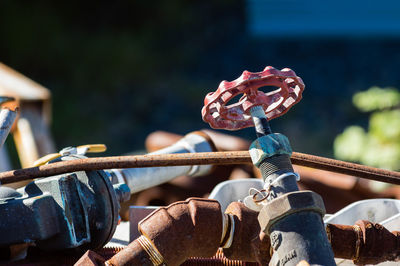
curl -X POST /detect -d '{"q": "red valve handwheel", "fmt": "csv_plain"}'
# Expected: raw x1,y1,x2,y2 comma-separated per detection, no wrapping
201,66,305,130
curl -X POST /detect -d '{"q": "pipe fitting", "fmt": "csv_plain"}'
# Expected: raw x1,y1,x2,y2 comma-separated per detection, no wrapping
107,198,223,266
249,133,292,167
105,199,269,266
222,202,271,265
138,198,222,265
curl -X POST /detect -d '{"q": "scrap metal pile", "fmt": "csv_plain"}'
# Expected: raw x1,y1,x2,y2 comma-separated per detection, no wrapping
0,65,400,265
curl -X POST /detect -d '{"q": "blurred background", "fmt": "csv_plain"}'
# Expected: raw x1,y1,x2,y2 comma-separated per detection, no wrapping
1,0,400,170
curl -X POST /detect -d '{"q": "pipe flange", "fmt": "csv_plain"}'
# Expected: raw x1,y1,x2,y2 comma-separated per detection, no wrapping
258,191,325,235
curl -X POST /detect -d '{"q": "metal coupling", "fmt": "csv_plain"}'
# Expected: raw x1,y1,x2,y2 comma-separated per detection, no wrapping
138,198,222,266
106,198,223,266
222,202,271,265
258,190,325,235
105,199,272,266
249,133,292,167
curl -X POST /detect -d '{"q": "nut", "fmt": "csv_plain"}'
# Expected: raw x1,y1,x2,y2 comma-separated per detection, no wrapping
258,191,325,234
249,133,292,167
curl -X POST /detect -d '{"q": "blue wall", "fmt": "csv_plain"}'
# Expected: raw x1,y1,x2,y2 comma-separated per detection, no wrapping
248,0,400,37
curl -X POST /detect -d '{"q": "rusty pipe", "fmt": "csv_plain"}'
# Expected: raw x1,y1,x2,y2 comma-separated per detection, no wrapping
1,151,400,186
84,200,400,266
327,220,400,265
75,249,260,266
181,250,259,266
106,198,223,266
223,204,400,265
106,200,269,266
0,151,249,185
222,202,270,265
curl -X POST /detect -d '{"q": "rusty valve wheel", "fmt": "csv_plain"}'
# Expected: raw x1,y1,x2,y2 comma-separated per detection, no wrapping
201,66,305,130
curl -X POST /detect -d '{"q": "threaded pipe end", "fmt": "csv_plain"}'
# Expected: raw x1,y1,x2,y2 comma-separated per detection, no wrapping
259,154,293,181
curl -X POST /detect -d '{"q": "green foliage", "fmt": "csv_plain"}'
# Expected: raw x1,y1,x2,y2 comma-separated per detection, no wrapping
353,87,400,112
334,126,367,162
369,110,400,141
334,87,400,171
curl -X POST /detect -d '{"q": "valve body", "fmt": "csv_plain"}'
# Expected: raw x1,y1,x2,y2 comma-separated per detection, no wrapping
202,66,335,265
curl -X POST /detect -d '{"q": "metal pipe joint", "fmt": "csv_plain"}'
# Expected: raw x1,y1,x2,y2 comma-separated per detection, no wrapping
249,133,292,167
104,199,268,266
258,190,326,235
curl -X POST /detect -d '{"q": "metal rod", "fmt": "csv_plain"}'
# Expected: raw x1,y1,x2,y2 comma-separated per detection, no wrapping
250,106,272,137
0,151,399,185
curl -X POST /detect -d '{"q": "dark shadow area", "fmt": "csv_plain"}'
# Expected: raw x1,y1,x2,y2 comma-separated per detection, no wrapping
1,1,398,158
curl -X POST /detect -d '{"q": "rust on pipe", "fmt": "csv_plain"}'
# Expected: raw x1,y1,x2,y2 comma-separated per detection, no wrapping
74,250,106,266
327,220,400,265
222,202,270,265
76,248,259,266
0,151,399,185
0,151,251,185
106,199,266,266
105,239,154,266
83,201,400,266
182,249,259,265
326,223,359,260
107,198,223,266
222,206,400,265
290,152,400,185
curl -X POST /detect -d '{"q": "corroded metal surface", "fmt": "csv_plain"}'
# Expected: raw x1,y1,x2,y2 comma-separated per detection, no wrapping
0,151,252,184
76,248,260,266
74,250,105,266
327,220,400,265
138,198,222,266
223,202,270,265
353,220,400,265
290,152,400,185
103,198,224,265
105,239,153,266
182,249,260,265
1,150,400,186
201,66,304,130
106,199,265,266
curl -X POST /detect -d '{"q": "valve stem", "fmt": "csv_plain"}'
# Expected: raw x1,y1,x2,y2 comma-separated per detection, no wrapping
250,106,272,137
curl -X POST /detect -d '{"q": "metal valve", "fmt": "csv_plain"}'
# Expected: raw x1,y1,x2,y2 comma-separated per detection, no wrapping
202,66,335,266
201,66,304,131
